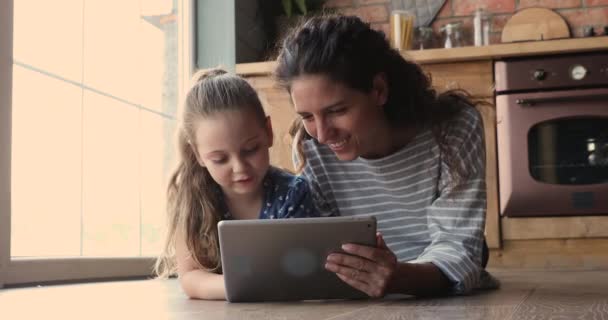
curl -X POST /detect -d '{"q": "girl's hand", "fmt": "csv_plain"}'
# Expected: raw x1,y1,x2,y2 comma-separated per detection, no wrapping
325,232,398,298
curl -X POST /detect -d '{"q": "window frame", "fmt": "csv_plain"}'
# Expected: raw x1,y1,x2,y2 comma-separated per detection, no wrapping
0,0,196,287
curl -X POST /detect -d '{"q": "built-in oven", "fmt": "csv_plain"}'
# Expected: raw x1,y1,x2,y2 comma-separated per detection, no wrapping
495,51,608,217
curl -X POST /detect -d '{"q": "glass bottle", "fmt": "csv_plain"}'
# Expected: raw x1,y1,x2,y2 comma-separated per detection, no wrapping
441,22,463,48
414,26,435,50
474,8,491,46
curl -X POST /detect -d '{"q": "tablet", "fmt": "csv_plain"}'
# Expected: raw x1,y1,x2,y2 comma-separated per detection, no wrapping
218,216,377,302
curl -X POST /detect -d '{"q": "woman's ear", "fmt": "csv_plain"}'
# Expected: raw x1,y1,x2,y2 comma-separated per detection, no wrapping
265,116,274,148
372,72,389,107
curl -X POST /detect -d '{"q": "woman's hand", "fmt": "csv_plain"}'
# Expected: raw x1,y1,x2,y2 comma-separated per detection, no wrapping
325,233,398,298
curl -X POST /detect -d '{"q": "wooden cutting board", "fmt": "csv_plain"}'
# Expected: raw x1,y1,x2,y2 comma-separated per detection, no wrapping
501,8,571,43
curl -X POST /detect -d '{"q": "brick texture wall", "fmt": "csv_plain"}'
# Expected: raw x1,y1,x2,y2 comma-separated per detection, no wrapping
323,0,608,47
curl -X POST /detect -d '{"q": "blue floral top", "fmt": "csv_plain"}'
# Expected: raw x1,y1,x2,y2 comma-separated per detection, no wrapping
222,167,320,220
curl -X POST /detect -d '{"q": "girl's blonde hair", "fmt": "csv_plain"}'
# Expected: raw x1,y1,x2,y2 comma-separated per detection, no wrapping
154,68,266,277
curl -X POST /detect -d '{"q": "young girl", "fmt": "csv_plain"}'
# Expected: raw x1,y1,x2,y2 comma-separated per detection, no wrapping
154,68,318,300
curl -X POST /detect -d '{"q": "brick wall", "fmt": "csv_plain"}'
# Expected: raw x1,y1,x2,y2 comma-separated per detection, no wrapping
323,0,608,47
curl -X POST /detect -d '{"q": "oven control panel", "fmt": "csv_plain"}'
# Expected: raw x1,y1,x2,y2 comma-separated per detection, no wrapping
570,65,588,80
533,69,548,81
495,52,608,92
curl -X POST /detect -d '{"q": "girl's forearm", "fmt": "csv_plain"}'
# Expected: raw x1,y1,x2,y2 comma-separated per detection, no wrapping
388,262,452,297
179,270,226,300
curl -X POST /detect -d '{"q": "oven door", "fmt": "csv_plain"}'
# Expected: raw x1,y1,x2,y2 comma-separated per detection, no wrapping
497,88,608,217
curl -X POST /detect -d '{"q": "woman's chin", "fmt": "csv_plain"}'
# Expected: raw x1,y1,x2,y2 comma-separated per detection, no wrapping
332,148,358,161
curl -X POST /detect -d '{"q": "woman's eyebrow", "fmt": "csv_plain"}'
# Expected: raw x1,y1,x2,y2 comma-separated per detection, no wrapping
323,100,346,110
296,100,346,116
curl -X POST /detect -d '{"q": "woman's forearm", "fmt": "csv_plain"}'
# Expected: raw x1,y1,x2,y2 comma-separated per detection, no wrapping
179,269,226,300
388,262,452,297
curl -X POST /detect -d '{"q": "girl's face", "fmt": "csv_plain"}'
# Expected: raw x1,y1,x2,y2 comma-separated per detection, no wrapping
193,109,273,199
290,74,388,160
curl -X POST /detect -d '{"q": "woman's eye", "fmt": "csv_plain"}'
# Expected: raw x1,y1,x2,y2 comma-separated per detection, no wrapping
300,115,313,122
329,107,346,115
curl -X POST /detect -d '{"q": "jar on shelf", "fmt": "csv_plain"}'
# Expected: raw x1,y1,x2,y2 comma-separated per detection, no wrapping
413,26,436,50
440,21,463,48
473,8,491,46
389,10,415,51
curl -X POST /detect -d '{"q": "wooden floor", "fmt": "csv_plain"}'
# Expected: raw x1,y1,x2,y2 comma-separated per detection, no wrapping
2,268,608,319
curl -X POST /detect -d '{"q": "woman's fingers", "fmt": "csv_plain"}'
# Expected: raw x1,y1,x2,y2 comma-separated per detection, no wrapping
376,232,389,249
341,243,396,267
335,273,384,298
325,259,384,297
325,260,364,279
325,254,382,285
325,253,394,292
325,237,398,297
326,252,373,272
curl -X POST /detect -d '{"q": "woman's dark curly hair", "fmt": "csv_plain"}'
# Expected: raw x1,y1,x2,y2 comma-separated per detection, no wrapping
275,14,482,183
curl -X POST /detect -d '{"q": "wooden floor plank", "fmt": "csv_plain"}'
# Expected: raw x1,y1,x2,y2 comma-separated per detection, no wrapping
507,271,608,320
1,269,608,320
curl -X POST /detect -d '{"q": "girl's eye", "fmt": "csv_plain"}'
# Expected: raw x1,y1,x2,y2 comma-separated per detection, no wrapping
243,145,260,155
211,158,227,164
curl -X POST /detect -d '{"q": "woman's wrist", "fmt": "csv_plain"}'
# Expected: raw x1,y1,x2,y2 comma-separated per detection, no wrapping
387,262,452,296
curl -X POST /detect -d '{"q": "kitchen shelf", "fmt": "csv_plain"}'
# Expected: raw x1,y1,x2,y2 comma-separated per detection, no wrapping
236,36,608,75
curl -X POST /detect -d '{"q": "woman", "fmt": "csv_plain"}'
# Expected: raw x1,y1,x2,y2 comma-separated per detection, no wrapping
275,14,497,297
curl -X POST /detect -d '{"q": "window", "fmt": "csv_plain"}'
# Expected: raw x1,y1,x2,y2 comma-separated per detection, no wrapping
1,0,196,286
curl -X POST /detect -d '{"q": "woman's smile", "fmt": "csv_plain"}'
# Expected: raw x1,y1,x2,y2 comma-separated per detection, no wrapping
328,137,348,151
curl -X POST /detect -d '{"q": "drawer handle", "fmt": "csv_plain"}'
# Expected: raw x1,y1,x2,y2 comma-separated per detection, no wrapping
516,94,608,106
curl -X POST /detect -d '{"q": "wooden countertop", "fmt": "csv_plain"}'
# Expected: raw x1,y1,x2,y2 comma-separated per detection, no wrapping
3,269,608,319
237,36,608,76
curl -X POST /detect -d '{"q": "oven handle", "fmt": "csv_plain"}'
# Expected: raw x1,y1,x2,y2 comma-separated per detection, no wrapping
516,93,608,106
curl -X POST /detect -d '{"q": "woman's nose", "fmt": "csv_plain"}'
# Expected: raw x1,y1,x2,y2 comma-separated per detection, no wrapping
315,118,331,144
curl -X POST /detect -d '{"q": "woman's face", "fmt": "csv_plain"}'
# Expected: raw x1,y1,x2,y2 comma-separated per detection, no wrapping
290,74,388,160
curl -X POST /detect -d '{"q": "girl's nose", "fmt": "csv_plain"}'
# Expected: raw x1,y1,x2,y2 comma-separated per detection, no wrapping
232,157,247,173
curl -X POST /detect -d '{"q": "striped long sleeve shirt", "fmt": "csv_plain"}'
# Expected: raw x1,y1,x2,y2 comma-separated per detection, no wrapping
299,107,488,294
